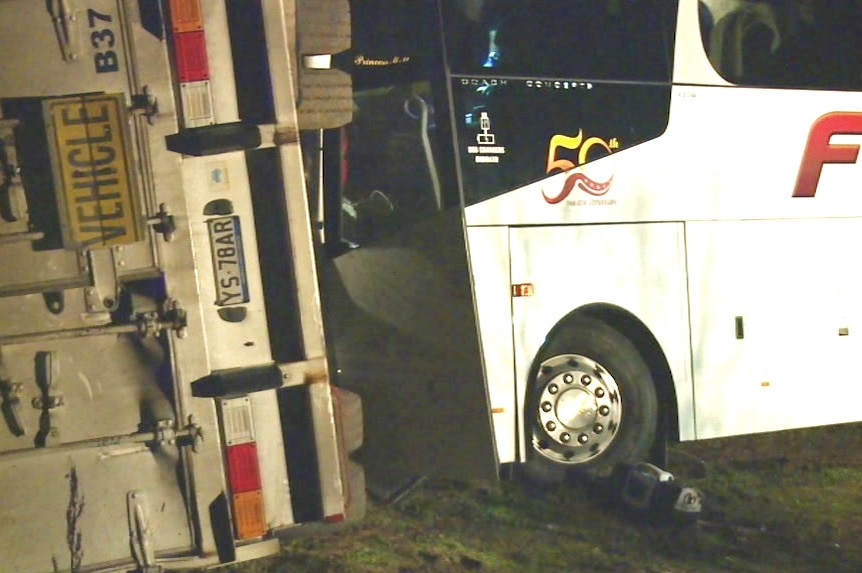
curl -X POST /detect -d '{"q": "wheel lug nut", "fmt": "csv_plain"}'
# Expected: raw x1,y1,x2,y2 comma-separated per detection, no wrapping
593,423,604,434
548,384,559,395
581,375,591,386
595,388,605,398
541,401,552,412
599,405,610,416
560,432,571,443
563,373,574,384
578,433,589,444
546,421,557,431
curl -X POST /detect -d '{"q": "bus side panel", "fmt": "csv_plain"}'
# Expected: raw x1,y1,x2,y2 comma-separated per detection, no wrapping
466,226,517,464
688,219,862,439
507,223,694,461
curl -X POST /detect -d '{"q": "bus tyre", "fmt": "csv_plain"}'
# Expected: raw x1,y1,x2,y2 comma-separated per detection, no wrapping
521,316,658,485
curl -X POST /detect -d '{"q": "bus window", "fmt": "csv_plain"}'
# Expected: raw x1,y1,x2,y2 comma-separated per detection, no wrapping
452,80,671,206
700,0,862,90
443,1,675,206
329,1,457,249
443,0,673,82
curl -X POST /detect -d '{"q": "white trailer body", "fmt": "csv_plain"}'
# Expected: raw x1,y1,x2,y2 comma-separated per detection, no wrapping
0,1,363,571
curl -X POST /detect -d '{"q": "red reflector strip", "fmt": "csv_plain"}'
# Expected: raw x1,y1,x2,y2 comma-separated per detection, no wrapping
324,514,345,524
226,442,262,493
173,31,209,82
232,490,267,539
169,0,204,32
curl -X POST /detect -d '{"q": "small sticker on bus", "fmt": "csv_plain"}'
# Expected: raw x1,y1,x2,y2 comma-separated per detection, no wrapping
512,283,535,297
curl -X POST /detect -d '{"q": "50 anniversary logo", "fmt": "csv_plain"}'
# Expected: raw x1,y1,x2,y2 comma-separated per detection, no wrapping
542,130,619,204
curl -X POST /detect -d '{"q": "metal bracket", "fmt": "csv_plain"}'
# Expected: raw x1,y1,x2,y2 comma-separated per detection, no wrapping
130,86,159,126
136,298,188,339
0,353,24,437
0,377,25,437
151,417,203,452
0,118,29,227
85,247,121,312
147,203,175,242
33,351,63,447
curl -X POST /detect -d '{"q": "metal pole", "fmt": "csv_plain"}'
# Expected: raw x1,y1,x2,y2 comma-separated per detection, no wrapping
0,322,140,346
0,429,155,463
0,231,44,245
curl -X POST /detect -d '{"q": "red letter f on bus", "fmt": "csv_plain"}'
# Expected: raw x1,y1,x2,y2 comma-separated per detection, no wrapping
793,112,862,197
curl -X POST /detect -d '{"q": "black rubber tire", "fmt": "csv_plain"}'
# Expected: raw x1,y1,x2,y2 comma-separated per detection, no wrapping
520,316,658,485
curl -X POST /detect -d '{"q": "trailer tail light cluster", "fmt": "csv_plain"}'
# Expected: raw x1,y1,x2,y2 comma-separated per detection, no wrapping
168,0,214,127
219,396,268,540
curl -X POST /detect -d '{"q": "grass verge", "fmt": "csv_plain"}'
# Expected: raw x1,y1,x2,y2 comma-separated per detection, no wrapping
219,423,862,573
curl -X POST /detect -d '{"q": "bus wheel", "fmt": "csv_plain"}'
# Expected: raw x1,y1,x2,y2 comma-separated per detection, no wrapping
521,316,657,485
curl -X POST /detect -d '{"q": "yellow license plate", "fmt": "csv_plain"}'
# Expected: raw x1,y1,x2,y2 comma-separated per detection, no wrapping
45,93,144,248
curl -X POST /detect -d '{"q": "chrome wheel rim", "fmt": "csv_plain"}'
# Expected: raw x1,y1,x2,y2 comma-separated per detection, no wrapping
532,354,622,464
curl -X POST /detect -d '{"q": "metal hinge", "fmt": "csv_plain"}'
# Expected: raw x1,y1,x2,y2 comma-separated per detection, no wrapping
48,0,81,63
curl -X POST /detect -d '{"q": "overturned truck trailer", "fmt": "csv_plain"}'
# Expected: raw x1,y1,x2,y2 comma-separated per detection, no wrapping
0,0,365,570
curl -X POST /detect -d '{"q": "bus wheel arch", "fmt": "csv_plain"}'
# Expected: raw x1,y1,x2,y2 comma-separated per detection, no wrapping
520,304,678,485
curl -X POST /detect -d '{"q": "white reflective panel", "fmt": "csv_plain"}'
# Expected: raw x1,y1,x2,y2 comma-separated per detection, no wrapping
180,80,215,127
220,396,255,445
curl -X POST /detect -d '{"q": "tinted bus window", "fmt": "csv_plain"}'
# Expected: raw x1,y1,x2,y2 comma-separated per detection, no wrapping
329,1,456,248
452,80,671,205
443,1,675,206
443,0,673,82
700,0,862,90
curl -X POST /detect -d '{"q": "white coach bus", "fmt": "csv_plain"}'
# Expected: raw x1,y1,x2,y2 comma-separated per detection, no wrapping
318,0,862,484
